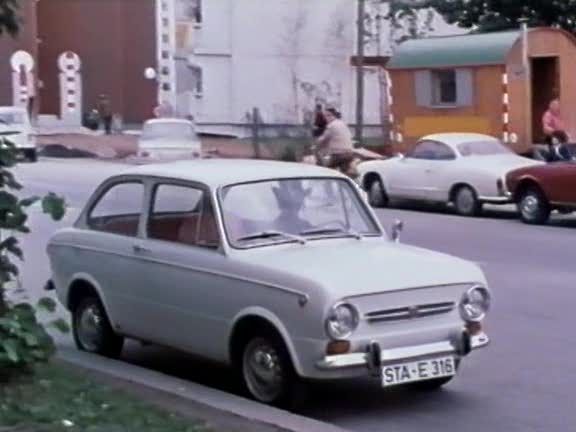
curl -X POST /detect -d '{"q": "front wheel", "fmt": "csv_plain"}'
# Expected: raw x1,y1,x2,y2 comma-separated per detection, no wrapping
240,333,302,408
72,296,124,358
453,185,482,217
518,188,551,225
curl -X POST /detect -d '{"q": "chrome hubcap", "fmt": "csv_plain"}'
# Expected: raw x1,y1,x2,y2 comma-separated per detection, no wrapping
243,339,283,403
370,182,383,204
77,304,103,351
521,195,539,218
457,189,475,213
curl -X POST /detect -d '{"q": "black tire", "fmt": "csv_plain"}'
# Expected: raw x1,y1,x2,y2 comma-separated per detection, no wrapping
239,330,303,408
23,149,37,163
72,296,124,358
518,187,551,225
453,185,482,217
367,177,389,208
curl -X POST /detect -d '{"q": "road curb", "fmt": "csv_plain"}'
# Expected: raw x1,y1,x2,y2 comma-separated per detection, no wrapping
57,347,349,432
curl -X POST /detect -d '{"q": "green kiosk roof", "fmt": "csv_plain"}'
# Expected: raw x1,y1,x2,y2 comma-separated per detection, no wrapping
387,31,522,70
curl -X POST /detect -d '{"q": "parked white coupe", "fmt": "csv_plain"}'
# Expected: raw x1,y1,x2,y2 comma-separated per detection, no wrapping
47,160,491,406
358,133,542,216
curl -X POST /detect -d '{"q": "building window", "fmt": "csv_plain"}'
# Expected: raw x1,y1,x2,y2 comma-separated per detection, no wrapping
432,70,457,105
190,65,203,97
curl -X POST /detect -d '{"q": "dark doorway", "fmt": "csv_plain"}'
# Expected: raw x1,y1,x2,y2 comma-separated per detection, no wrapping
531,57,560,143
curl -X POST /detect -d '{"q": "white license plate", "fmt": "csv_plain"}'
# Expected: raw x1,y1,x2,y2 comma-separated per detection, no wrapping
382,356,456,387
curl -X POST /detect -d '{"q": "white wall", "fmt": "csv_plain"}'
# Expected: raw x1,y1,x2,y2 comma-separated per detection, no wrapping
178,0,464,134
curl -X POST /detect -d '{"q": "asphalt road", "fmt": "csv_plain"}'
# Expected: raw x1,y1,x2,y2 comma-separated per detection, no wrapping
15,158,576,432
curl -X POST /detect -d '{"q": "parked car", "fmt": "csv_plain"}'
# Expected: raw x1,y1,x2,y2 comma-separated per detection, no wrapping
137,118,201,161
0,106,37,162
506,161,576,224
47,159,491,406
358,133,542,216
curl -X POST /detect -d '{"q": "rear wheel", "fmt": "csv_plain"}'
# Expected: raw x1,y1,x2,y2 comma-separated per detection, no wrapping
518,187,551,225
22,149,37,162
367,177,388,208
453,185,482,217
72,296,124,358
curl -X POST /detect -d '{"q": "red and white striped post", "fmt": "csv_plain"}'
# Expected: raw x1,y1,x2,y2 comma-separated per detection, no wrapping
502,71,510,143
58,51,82,125
10,50,35,110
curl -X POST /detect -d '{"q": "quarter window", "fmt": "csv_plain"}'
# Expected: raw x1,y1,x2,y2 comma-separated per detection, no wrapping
88,182,144,236
148,184,219,249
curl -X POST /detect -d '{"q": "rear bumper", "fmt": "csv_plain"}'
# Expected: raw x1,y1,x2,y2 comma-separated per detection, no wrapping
316,331,489,372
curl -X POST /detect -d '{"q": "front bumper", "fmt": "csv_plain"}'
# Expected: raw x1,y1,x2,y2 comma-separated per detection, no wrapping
316,331,489,372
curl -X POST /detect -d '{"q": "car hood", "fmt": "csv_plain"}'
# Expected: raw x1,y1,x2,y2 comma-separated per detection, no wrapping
234,238,485,297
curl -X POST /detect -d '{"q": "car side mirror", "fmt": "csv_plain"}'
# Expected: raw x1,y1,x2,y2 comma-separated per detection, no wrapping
390,219,404,243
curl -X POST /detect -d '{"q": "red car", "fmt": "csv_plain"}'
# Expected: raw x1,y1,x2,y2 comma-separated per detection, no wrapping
506,162,576,224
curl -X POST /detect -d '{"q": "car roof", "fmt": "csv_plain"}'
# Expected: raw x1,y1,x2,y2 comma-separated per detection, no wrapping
121,159,347,188
420,133,499,148
144,118,193,125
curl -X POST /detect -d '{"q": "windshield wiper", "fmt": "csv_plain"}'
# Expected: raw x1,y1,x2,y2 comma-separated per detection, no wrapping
300,227,362,240
236,230,307,245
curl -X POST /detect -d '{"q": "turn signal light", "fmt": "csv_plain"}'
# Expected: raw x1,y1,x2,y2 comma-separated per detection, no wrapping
326,340,351,355
466,321,483,336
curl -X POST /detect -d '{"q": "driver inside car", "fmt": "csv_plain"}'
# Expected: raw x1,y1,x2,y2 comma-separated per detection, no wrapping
272,181,313,235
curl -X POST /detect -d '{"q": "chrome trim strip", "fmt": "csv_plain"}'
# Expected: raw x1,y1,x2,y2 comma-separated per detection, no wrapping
344,283,477,300
365,302,455,323
49,242,309,303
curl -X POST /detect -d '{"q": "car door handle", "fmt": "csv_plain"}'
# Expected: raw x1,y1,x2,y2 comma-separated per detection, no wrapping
132,244,151,254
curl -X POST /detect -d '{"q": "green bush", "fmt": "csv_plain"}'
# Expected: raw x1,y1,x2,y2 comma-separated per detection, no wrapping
0,134,67,380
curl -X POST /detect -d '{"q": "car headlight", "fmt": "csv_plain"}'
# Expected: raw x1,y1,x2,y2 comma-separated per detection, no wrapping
459,285,491,322
325,302,359,340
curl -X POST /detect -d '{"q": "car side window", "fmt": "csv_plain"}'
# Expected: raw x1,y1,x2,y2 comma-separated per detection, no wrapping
88,182,144,236
407,141,456,161
148,184,220,249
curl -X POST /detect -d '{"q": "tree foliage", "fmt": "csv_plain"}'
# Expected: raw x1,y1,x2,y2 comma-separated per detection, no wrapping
412,0,576,34
0,0,19,36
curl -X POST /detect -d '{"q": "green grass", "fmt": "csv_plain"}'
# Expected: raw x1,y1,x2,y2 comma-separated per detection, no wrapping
0,364,212,432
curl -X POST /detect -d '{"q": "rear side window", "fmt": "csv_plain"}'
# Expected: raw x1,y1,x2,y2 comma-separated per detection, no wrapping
88,182,144,236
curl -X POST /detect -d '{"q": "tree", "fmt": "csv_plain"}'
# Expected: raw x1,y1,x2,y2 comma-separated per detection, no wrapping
0,0,19,37
423,0,576,34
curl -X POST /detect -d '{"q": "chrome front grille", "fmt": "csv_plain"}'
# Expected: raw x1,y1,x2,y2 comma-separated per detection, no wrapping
365,301,455,323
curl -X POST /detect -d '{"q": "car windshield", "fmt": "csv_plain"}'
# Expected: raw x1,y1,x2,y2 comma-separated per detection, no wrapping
220,178,381,248
458,140,513,157
142,122,196,140
0,112,26,125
